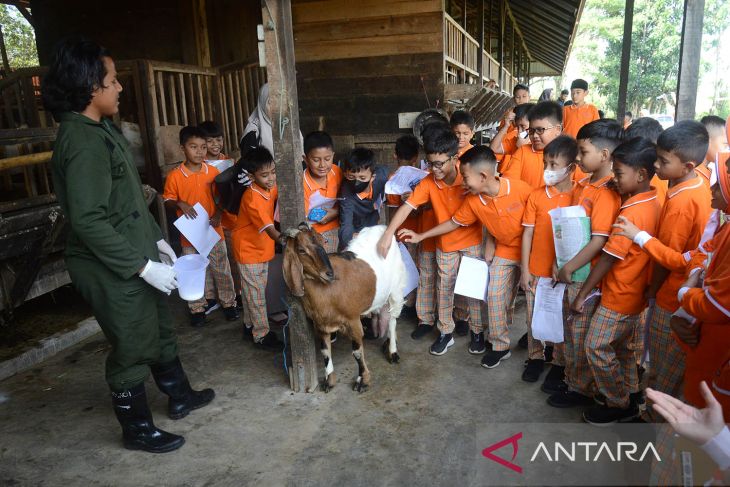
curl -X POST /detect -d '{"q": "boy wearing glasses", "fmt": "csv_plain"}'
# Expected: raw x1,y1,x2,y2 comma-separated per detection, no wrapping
377,130,483,356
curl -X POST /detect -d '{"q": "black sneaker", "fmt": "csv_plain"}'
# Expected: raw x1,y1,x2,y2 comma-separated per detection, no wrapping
547,390,595,408
544,344,554,363
253,331,283,351
468,331,487,354
583,404,639,426
595,391,645,408
204,299,220,315
429,333,454,356
481,349,511,368
235,295,243,312
540,365,566,394
190,312,206,328
518,332,528,349
522,359,545,382
242,324,253,342
454,320,469,336
411,323,435,340
223,306,240,321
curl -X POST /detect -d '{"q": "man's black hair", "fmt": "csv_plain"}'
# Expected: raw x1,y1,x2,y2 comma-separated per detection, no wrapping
241,147,275,174
543,136,578,164
450,110,475,130
513,83,529,97
421,120,451,142
303,130,334,155
576,118,623,151
560,89,569,96
199,120,224,138
423,129,459,157
656,120,709,165
700,115,726,136
625,111,633,119
179,125,207,145
612,137,657,178
527,101,563,124
514,103,535,121
344,147,376,172
41,37,110,119
459,145,498,171
395,134,419,161
623,117,663,144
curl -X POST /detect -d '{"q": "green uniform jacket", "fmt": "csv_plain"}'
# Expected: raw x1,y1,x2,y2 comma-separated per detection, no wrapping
52,112,162,279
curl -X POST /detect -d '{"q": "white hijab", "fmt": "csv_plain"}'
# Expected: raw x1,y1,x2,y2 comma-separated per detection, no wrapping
243,83,274,154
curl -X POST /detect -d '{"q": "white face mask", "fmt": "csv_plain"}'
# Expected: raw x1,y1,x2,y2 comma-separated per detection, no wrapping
543,166,571,186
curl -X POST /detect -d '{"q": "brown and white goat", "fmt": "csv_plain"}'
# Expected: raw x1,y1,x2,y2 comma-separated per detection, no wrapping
282,223,406,392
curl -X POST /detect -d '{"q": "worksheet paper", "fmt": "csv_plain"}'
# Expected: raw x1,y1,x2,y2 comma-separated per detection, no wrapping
384,166,429,195
532,277,566,343
308,191,339,211
173,203,221,257
398,243,420,296
549,205,592,282
205,158,234,172
454,256,489,301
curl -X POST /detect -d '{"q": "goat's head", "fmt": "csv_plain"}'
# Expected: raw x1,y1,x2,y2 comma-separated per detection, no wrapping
281,222,335,297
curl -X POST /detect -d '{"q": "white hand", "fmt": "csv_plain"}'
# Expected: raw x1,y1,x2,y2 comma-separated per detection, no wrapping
156,239,177,265
139,260,178,294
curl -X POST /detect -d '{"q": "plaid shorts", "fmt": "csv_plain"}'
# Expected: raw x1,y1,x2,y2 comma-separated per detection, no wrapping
647,305,685,398
585,304,641,408
416,250,437,325
649,423,681,486
525,279,565,364
238,262,269,338
436,244,483,334
223,228,241,295
486,257,520,351
563,282,600,396
182,239,236,313
319,228,339,254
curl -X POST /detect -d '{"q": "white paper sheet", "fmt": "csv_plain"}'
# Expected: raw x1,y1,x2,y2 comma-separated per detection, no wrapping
206,158,234,172
308,191,339,211
398,243,420,296
549,205,592,282
384,166,429,195
454,256,489,301
173,203,221,257
531,277,566,343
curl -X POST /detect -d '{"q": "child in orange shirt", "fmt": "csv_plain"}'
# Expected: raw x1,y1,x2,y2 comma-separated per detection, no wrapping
623,117,666,205
502,101,563,188
549,119,623,409
163,126,238,327
232,147,282,351
491,103,533,173
377,131,483,356
451,110,475,159
701,115,729,189
302,131,341,253
520,136,577,387
399,146,532,367
562,79,600,139
572,137,661,425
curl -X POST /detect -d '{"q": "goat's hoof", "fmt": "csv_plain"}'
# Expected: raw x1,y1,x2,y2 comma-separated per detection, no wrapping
388,352,400,364
321,381,332,393
352,377,369,393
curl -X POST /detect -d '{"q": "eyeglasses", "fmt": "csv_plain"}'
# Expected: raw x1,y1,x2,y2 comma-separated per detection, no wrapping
528,125,560,136
426,156,454,170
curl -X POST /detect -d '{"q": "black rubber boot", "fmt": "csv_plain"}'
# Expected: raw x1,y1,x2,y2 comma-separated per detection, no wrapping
151,357,215,420
111,383,185,453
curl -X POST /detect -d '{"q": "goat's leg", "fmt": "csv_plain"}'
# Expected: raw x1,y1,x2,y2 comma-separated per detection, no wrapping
381,293,403,364
349,323,371,393
319,332,336,392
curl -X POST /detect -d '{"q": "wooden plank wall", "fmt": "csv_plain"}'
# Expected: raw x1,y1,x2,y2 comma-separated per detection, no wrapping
292,0,445,136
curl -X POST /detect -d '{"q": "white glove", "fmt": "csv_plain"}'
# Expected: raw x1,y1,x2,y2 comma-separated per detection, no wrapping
156,239,177,265
139,260,178,294
238,168,252,187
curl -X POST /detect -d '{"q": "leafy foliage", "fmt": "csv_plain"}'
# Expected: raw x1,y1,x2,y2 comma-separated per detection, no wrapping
0,5,38,70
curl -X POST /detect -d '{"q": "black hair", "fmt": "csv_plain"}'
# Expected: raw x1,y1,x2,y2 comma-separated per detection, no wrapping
459,145,498,171
700,115,726,136
423,129,459,157
543,135,578,164
421,120,451,141
656,120,709,165
513,103,535,121
576,119,623,151
450,110,475,130
612,137,657,178
199,120,223,138
598,110,605,119
179,125,207,145
303,130,334,155
41,37,110,119
344,147,375,172
625,111,633,119
513,83,529,97
560,89,569,96
623,117,663,144
241,146,275,174
528,101,562,124
395,134,419,161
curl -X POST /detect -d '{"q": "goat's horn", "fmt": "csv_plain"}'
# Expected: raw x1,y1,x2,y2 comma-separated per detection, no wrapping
298,221,312,231
282,228,300,239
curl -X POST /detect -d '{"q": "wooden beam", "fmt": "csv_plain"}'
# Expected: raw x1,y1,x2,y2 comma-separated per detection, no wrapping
616,0,634,120
675,0,705,121
261,0,319,393
0,151,52,171
477,0,485,85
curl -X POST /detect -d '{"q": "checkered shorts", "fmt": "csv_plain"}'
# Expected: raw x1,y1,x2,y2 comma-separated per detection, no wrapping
486,257,520,351
319,228,339,254
416,250,437,325
436,245,483,334
223,228,241,295
647,305,685,400
182,239,236,313
525,280,565,364
563,283,599,396
237,262,269,338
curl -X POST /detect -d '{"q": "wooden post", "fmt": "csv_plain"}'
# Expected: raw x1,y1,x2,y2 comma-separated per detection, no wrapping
477,0,485,85
616,0,634,121
497,0,504,88
261,0,319,393
675,0,705,121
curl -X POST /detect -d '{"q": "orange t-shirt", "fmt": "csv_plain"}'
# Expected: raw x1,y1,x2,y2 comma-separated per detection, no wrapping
654,176,712,312
452,178,532,261
406,173,481,252
457,143,474,159
651,175,669,207
303,165,342,234
163,162,223,247
522,184,574,277
232,184,278,264
696,163,712,190
496,125,517,165
601,190,661,315
501,145,545,189
562,103,600,139
418,207,438,252
572,174,621,237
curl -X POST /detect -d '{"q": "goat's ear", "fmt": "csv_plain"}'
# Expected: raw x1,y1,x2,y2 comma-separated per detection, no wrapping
282,240,305,297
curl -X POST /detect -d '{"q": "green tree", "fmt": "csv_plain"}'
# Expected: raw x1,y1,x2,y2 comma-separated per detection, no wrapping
0,4,38,70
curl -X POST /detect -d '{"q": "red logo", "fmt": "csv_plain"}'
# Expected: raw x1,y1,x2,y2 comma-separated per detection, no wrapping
482,432,523,474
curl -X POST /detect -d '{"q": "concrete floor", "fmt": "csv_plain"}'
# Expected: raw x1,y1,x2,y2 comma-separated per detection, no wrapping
0,297,583,486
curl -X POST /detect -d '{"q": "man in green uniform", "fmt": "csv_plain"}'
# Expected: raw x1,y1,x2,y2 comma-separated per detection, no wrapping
42,38,214,453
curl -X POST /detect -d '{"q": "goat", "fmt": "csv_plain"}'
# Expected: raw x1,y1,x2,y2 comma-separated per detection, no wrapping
282,223,406,393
